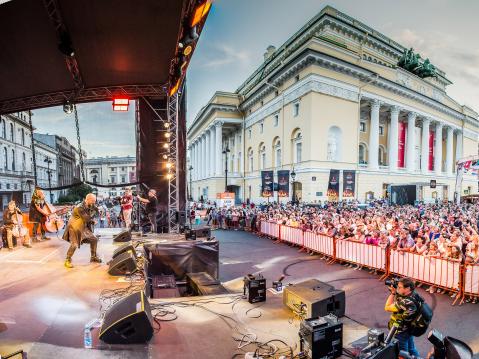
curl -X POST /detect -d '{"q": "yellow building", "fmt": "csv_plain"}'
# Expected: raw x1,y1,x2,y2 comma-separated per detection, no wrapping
187,6,479,204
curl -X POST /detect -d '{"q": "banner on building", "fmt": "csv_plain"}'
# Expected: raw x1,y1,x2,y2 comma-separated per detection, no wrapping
129,171,137,182
277,170,290,197
428,130,434,171
327,169,340,201
261,170,274,197
342,170,356,198
398,122,406,167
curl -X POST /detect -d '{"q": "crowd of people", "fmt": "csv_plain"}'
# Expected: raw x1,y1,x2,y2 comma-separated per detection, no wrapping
194,200,479,302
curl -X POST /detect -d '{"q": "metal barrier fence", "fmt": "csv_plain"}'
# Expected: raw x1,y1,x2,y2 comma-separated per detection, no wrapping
258,221,479,303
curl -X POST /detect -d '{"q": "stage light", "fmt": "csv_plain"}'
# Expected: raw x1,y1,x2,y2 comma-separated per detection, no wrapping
166,173,173,180
58,32,75,57
191,1,212,27
163,143,169,149
63,101,74,114
165,132,171,138
162,154,168,159
164,122,170,128
112,98,129,112
166,162,172,169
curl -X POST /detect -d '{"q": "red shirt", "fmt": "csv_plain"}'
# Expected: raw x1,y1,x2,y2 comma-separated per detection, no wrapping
121,195,133,210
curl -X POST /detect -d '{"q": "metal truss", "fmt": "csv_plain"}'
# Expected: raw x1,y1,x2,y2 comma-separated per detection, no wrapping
0,84,168,115
167,93,179,233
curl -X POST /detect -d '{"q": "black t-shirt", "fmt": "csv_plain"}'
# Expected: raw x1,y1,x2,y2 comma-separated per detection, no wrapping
145,195,158,214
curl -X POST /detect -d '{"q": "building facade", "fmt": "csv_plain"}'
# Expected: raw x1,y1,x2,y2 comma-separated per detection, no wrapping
0,111,35,208
84,156,136,199
33,138,59,203
187,6,479,204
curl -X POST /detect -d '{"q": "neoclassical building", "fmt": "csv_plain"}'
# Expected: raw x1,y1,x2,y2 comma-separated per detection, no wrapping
187,6,479,204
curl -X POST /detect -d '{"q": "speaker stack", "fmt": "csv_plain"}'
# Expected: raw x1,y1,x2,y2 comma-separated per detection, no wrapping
99,291,153,344
113,230,132,243
109,238,138,276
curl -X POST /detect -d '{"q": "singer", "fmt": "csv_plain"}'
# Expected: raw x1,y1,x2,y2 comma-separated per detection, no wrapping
384,277,420,356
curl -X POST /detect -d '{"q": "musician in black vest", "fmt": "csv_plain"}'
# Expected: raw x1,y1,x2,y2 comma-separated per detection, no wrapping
29,188,49,241
3,200,32,250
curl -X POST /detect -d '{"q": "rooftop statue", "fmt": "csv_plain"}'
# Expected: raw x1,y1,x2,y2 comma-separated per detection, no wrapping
397,48,437,79
416,58,437,79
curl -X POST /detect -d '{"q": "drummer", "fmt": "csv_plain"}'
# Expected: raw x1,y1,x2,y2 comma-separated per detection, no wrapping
3,200,32,250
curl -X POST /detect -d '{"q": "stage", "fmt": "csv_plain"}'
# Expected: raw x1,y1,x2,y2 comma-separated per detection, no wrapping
1,228,479,358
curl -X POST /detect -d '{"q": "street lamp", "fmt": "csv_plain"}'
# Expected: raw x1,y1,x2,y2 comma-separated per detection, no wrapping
188,165,193,201
44,157,53,203
291,167,297,205
222,147,230,192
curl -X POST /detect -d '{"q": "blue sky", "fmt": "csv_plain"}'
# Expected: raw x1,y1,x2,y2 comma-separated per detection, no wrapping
32,0,479,157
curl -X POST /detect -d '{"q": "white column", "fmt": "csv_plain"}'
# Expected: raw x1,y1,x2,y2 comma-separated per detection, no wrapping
239,128,244,174
201,134,207,178
197,138,202,180
215,121,223,176
368,99,380,170
446,126,454,176
455,130,463,164
209,126,215,177
421,118,430,174
233,132,240,174
389,106,399,171
193,141,198,180
406,112,417,172
434,122,443,175
205,130,211,177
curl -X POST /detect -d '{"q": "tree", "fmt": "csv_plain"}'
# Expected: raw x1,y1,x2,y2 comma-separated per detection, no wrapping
57,183,93,204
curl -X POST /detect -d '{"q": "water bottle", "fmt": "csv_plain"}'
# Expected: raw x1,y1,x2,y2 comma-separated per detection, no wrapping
84,325,92,349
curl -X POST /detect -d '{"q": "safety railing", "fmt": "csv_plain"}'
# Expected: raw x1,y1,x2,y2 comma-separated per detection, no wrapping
257,220,478,304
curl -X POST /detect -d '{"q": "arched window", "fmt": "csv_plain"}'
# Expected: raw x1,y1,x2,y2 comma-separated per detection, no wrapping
326,126,342,161
273,137,281,168
22,152,26,171
358,143,367,164
378,145,386,166
21,128,25,146
291,129,302,163
3,147,7,170
10,123,14,141
247,148,254,173
1,120,5,138
258,143,266,170
11,149,15,171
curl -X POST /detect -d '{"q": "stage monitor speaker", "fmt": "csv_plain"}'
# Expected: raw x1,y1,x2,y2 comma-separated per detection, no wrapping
99,291,153,344
112,243,137,260
108,251,137,276
113,230,132,243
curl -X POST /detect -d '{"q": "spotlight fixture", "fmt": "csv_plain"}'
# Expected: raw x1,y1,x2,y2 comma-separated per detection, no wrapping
166,173,173,180
162,154,168,160
165,132,171,138
163,143,169,149
58,32,75,57
166,162,172,169
63,100,74,114
164,122,170,128
112,98,129,112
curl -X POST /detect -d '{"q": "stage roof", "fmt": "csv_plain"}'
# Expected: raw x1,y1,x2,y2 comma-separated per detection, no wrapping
0,0,205,114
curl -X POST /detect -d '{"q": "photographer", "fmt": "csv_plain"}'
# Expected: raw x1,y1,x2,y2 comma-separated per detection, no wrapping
384,278,420,357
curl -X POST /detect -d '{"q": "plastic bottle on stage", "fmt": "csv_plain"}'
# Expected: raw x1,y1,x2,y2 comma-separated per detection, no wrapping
84,318,102,349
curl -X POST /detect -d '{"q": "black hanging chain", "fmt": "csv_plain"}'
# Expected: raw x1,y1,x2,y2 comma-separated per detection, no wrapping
28,110,38,187
73,104,86,182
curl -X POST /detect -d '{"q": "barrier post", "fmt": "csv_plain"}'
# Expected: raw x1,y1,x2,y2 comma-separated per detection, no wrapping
380,245,391,281
454,265,466,306
273,224,282,244
297,229,305,252
327,237,337,264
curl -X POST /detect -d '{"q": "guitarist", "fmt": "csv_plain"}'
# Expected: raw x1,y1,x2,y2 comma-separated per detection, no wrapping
3,200,32,250
29,187,50,241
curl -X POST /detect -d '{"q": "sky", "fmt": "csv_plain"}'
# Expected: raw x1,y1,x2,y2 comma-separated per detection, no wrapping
31,0,479,157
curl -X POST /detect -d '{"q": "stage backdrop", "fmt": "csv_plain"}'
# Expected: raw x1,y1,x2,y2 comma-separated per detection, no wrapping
342,170,356,198
277,170,290,197
261,170,274,197
327,169,340,201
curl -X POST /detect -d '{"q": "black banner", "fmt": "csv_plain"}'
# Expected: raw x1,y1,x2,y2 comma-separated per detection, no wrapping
277,170,290,197
327,169,340,201
342,170,356,198
261,170,274,197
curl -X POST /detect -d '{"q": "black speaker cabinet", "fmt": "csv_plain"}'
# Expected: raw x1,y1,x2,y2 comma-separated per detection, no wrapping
112,243,137,260
108,251,137,276
113,230,132,243
99,291,153,344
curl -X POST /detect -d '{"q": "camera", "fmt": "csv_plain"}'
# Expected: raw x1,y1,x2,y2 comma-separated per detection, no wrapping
384,278,398,289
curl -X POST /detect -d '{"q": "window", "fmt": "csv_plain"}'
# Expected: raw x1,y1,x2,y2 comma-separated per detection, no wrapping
248,129,252,139
292,130,302,163
273,114,279,127
360,122,366,132
273,138,281,167
21,128,25,146
111,167,116,172
275,90,279,97
259,145,266,170
293,102,300,117
110,175,116,183
121,175,126,183
9,123,14,141
248,148,254,172
3,148,6,170
260,100,263,106
121,167,126,171
11,149,15,171
6,183,10,189
359,143,367,164
14,184,17,190
260,123,264,134
295,74,300,82
296,142,302,163
92,175,97,183
379,125,384,136
22,152,26,171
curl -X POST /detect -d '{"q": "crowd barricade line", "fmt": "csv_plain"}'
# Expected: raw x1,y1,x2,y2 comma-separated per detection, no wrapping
463,264,479,298
335,240,386,271
303,231,334,258
280,225,303,247
259,221,280,239
389,251,461,293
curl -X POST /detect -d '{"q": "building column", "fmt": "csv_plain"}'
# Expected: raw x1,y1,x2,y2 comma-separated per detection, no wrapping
368,99,380,170
446,126,454,176
205,130,211,177
193,141,197,180
455,130,463,165
197,138,202,180
388,106,399,171
215,121,223,176
434,122,443,175
209,126,215,177
202,133,207,179
406,112,417,172
421,118,430,174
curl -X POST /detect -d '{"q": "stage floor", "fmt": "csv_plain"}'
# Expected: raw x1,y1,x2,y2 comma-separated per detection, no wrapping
1,228,479,358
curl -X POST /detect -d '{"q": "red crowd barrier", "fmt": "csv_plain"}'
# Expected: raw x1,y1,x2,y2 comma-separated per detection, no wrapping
280,225,303,246
257,221,473,301
303,231,334,257
336,239,386,270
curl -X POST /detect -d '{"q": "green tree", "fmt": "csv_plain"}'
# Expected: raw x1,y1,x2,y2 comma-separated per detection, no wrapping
57,183,93,204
